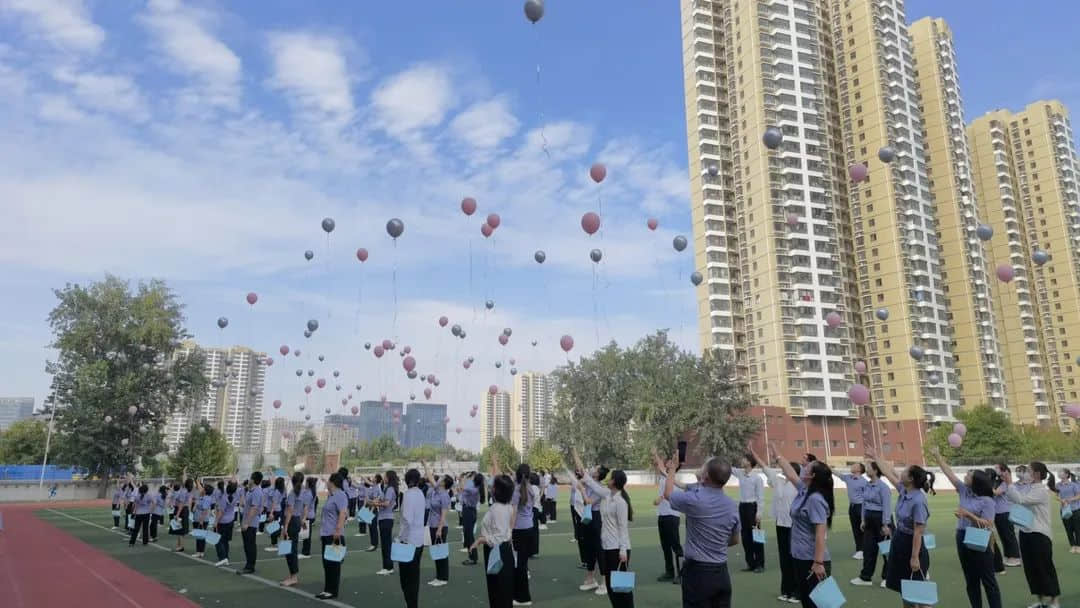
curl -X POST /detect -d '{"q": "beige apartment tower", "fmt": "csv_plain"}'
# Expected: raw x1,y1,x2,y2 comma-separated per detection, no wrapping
480,390,511,449
509,372,556,454
968,101,1080,429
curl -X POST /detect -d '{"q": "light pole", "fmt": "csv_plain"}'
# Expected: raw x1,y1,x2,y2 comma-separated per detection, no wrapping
38,402,57,494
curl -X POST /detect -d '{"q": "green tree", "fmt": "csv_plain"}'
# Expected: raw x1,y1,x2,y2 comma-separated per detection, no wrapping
479,436,520,472
0,419,55,464
407,445,440,463
924,406,1022,465
524,439,564,472
291,430,323,472
363,434,403,462
45,276,208,494
168,422,232,479
1017,426,1080,463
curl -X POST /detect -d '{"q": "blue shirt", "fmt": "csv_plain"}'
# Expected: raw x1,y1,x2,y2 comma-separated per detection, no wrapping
840,474,868,505
954,480,995,530
243,486,264,528
378,486,397,520
789,482,830,561
285,491,302,518
993,483,1011,514
269,488,283,513
322,488,348,534
427,488,451,528
194,495,214,522
584,479,603,512
134,492,155,515
862,479,892,519
894,487,929,534
668,485,740,564
510,484,535,530
1058,481,1080,501
217,491,238,524
460,482,480,508
154,494,166,516
173,489,189,513
300,488,315,519
112,488,124,504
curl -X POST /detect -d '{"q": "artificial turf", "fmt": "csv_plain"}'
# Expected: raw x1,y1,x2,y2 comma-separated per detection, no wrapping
36,487,1080,607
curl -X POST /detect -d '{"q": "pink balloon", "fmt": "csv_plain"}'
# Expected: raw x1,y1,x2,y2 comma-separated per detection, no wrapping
427,374,436,384
647,218,658,231
444,416,450,423
351,406,359,415
381,394,387,402
486,213,501,229
854,361,867,374
498,334,509,346
953,423,967,437
272,400,282,409
356,248,369,262
480,223,493,238
560,335,574,353
403,345,411,354
590,163,607,183
470,410,477,418
424,387,432,399
1064,404,1080,419
403,356,416,372
849,163,868,183
488,385,498,395
947,433,963,448
382,339,393,350
787,213,800,226
265,356,274,366
996,263,1014,283
279,345,290,356
455,427,462,434
847,383,870,406
246,292,258,305
341,398,347,406
373,346,385,358
316,378,326,389
461,197,477,216
825,312,843,328
304,385,312,394
463,360,471,369
581,212,601,235
439,316,449,327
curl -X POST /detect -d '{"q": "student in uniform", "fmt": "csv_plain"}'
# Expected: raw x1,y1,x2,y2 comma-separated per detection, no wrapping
170,479,193,553
1056,469,1080,553
530,472,544,553
238,471,264,575
267,476,286,551
570,472,588,567
194,482,215,558
593,468,634,608
357,478,370,537
574,459,608,594
1003,462,1060,608
123,483,137,531
839,463,869,559
339,467,357,522
376,470,400,575
851,460,892,588
749,444,798,603
461,472,484,565
300,476,318,559
111,481,125,529
213,481,239,566
472,474,515,608
129,484,154,546
866,449,932,604
150,485,167,542
425,470,452,586
771,443,834,608
315,472,348,600
398,468,427,608
732,454,766,573
656,449,741,608
366,475,383,552
544,474,559,523
258,478,273,534
280,471,307,587
511,463,537,605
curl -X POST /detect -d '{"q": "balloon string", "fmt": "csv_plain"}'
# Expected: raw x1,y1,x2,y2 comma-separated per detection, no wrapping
469,235,476,321
325,234,332,320
592,264,600,349
535,24,550,159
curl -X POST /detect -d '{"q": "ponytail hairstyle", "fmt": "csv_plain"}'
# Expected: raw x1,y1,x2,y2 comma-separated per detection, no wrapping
159,485,168,499
925,471,937,496
906,465,930,493
515,463,532,508
139,483,149,495
274,476,286,494
217,480,225,493
328,472,344,492
184,478,194,492
595,465,610,483
226,481,237,499
611,469,633,522
1031,462,1056,492
441,474,454,490
292,471,304,495
985,468,1001,488
1060,469,1075,484
373,473,383,486
474,472,487,504
404,468,421,488
800,461,835,528
203,482,213,496
868,461,883,480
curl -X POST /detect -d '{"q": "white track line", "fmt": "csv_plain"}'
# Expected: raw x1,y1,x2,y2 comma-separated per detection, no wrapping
59,544,147,608
46,510,354,608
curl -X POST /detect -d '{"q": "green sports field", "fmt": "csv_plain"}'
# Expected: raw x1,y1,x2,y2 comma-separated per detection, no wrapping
37,488,1080,607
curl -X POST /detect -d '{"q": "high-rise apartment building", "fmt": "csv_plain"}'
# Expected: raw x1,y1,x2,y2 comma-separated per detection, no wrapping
164,343,266,454
320,423,355,453
0,397,34,431
263,417,311,454
909,17,1007,412
509,372,555,454
480,390,511,449
968,101,1080,428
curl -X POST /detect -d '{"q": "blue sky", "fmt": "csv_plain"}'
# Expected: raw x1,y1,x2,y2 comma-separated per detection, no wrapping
1,1,1077,448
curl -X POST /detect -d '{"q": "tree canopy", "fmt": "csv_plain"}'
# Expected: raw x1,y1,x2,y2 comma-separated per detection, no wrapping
168,422,232,479
479,436,520,473
291,430,324,472
524,439,564,472
925,405,1080,464
0,419,58,465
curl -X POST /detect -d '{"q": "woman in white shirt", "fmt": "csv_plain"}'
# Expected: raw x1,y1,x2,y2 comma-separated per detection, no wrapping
1003,461,1060,608
750,444,800,604
397,469,427,608
472,474,516,608
574,450,633,606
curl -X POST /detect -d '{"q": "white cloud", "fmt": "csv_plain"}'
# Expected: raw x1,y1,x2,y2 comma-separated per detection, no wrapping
52,67,149,120
138,0,242,109
38,93,87,122
372,64,454,136
1,0,104,52
450,97,520,149
267,31,355,122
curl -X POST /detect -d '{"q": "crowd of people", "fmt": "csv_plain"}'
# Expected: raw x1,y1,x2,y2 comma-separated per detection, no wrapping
108,442,1080,608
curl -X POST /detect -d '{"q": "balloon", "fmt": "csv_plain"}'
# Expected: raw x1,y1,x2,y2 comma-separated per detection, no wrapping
304,385,312,394
1032,250,1049,266
426,374,436,384
953,423,967,437
468,356,475,363
356,384,362,390
909,346,924,360
128,405,138,415
460,330,466,339
928,374,941,385
403,345,411,354
380,339,392,350
878,146,897,163
455,427,462,435
451,324,462,336
305,414,311,421
374,346,385,358
307,369,315,376
299,404,306,411
524,0,544,23
321,217,335,233
996,263,1014,283
303,330,312,338
280,345,290,356
787,213,800,226
265,357,274,367
825,312,843,328
351,406,359,415
403,356,416,372
408,370,418,379
364,342,371,350
294,349,302,357
488,385,498,395
647,218,658,231
246,292,258,305
317,354,325,362
762,126,783,149
356,248,369,262
463,361,471,369
386,218,405,239
510,368,518,376
1064,404,1080,419
875,308,889,321
975,223,993,241
481,223,493,238
332,370,340,378
848,163,868,183
707,164,719,177
847,383,870,405
216,317,228,329
509,357,516,365
854,361,867,374
295,369,302,377
307,319,319,332
673,235,688,252
495,361,503,369
439,316,449,327
589,163,607,183
470,410,477,418
560,335,574,352
424,388,432,399
461,197,477,216
590,248,602,263
947,433,963,448
486,213,501,229
444,416,451,423
316,378,326,389
531,340,538,346
690,271,703,286
498,334,509,346
272,400,282,409
485,300,495,310
581,212,601,235
304,250,314,261
534,250,546,264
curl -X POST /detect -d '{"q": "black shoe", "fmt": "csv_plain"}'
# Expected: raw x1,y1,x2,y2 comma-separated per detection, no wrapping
366,546,378,552
753,567,765,574
315,592,336,600
672,576,681,585
237,568,255,575
657,573,674,582
578,563,588,570
740,567,755,572
462,559,478,566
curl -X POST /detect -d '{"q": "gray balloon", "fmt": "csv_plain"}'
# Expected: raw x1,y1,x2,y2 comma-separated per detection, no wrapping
928,374,940,385
468,356,475,363
495,361,502,369
307,369,315,376
878,146,897,163
364,342,371,350
524,0,544,23
307,319,319,332
909,346,924,361
452,324,462,336
304,250,314,261
321,217,335,233
531,340,538,346
590,248,602,263
407,370,417,379
332,370,340,377
510,368,518,376
295,370,303,377
1032,250,1049,266
485,300,494,310
318,355,325,362
534,250,546,264
707,164,719,177
690,271,703,286
459,330,467,339
304,330,312,338
673,235,688,252
216,316,229,329
975,223,993,241
386,218,405,239
762,126,783,150
356,384,362,390
503,328,512,337
875,308,889,321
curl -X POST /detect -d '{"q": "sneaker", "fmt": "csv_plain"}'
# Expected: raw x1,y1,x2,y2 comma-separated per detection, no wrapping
852,551,863,560
539,524,548,530
657,573,674,582
850,578,873,586
355,533,365,537
298,554,311,559
215,559,229,566
753,567,765,574
366,546,378,552
430,580,448,587
376,569,394,576
512,602,532,607
784,597,801,604
880,580,887,588
111,526,118,530
672,576,681,585
265,546,278,552
459,548,469,553
1004,558,1022,567
594,586,607,596
579,582,598,592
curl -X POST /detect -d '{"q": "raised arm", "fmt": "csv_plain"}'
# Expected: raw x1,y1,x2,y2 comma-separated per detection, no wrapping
768,441,800,486
928,446,961,488
866,450,901,489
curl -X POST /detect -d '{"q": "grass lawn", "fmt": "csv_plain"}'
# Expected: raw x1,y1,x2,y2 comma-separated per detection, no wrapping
37,487,1080,607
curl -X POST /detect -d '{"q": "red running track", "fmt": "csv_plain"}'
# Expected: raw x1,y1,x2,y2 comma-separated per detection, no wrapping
0,500,198,608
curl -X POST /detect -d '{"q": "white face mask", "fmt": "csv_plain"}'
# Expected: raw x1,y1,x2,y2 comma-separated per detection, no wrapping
1020,471,1033,484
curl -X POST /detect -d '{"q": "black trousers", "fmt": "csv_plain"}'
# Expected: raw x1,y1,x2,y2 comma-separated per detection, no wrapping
956,530,1002,608
348,497,357,518
658,515,683,577
484,542,514,608
369,515,379,547
680,560,731,608
194,521,206,553
1018,531,1060,597
848,503,863,552
572,508,587,564
150,514,161,539
776,526,796,597
738,503,763,569
462,506,478,562
129,513,150,545
511,528,532,603
215,521,234,561
601,548,634,608
242,525,258,570
112,504,121,527
258,511,266,533
1064,511,1080,547
358,518,367,534
302,519,315,556
320,535,344,596
285,517,301,575
583,511,602,571
430,527,449,581
993,512,1020,559
379,519,395,570
398,546,422,608
858,510,884,581
544,499,557,522
535,505,546,526
793,559,830,608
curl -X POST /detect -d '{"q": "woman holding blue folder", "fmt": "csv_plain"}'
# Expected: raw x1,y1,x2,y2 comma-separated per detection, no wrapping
280,471,306,588
316,472,348,600
376,471,400,575
1002,463,1060,608
472,474,515,608
865,449,932,605
929,447,1000,608
300,476,318,559
193,482,214,558
422,461,452,587
170,479,193,553
213,481,239,567
398,468,427,608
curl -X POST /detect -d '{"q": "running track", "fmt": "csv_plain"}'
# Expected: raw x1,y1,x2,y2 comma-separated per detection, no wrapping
0,500,197,608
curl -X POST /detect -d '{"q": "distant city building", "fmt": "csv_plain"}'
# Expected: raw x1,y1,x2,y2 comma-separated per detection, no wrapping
480,390,511,449
0,397,34,431
263,417,312,454
509,372,555,454
403,402,447,449
358,400,404,443
320,423,355,453
164,343,266,454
